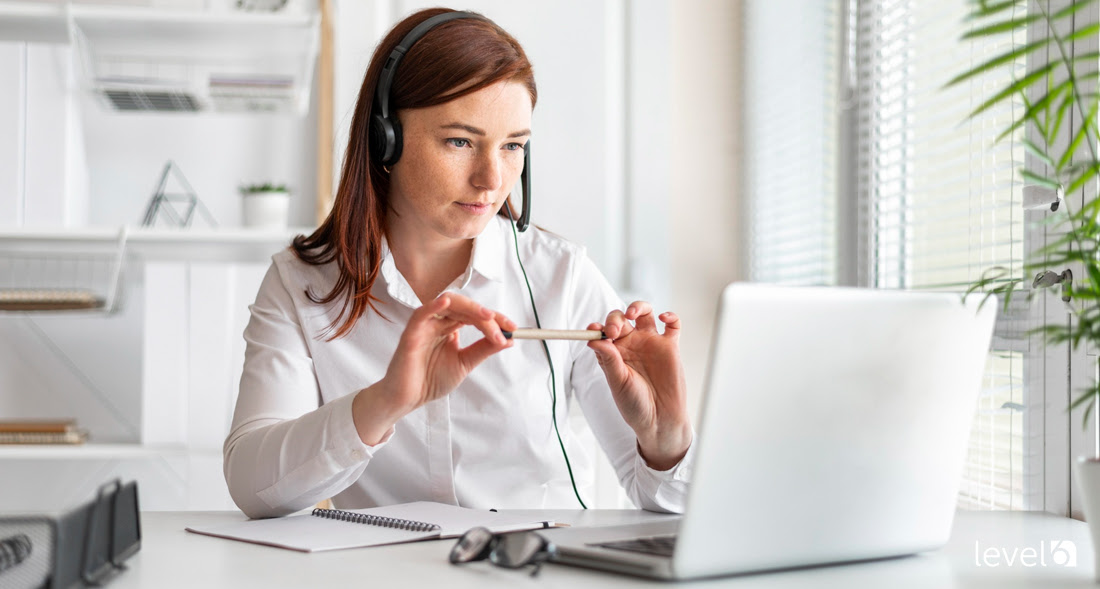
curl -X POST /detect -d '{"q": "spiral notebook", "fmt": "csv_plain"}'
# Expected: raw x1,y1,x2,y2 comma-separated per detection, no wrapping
185,501,553,553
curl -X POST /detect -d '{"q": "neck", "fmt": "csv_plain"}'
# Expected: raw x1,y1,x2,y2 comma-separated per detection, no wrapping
385,219,473,304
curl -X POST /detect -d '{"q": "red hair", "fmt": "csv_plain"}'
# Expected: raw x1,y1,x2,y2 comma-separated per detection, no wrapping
291,8,537,339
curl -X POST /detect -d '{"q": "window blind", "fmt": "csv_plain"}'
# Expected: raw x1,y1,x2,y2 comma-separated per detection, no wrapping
854,0,1031,509
743,1,841,286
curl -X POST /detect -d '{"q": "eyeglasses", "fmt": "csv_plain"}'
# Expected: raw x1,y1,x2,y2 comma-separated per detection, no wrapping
449,527,558,577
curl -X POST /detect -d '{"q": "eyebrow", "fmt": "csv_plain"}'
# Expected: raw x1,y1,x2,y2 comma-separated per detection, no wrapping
440,122,530,139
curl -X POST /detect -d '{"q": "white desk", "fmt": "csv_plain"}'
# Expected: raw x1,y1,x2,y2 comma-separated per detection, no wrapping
107,510,1095,588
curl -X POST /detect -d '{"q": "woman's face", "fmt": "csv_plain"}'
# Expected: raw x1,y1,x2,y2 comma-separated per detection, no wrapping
388,80,532,243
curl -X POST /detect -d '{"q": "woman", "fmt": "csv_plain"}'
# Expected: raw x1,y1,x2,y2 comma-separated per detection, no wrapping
224,7,694,519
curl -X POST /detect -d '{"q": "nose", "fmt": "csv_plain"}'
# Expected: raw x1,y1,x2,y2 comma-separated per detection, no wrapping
471,151,503,192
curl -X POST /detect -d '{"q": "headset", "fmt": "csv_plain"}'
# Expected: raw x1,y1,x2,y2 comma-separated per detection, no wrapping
369,11,532,232
370,11,585,508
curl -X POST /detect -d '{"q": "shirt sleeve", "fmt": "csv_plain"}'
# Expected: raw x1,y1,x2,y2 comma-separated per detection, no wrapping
222,262,391,519
567,254,696,513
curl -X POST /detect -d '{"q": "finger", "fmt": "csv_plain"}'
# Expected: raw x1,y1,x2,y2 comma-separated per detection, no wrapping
405,296,456,343
489,309,518,332
659,311,681,340
627,300,657,332
433,294,507,344
587,336,630,383
602,309,633,340
457,334,513,370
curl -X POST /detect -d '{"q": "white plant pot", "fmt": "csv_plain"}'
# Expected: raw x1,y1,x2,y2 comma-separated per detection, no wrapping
1074,456,1100,581
241,191,290,229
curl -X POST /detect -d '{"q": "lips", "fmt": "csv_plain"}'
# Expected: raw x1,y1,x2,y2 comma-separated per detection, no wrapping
456,201,493,214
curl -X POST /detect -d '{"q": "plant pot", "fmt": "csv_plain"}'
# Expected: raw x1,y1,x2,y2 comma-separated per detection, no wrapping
241,191,290,229
1074,456,1100,581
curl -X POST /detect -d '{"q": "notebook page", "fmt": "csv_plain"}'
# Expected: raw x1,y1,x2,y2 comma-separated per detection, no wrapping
186,512,438,552
358,501,552,537
186,501,552,552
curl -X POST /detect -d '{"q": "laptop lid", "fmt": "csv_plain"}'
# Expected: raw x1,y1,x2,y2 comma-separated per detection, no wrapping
670,284,995,579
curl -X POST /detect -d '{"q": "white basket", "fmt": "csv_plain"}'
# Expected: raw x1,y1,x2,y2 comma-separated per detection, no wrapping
0,229,128,313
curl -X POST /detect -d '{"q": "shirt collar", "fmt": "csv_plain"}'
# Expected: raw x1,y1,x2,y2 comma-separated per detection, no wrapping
380,216,509,306
469,215,506,284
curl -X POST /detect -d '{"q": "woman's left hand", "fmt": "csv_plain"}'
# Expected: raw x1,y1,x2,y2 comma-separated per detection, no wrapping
587,301,692,471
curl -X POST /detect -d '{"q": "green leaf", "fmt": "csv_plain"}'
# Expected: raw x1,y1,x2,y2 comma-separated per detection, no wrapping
1051,0,1100,21
1020,168,1061,190
970,62,1059,119
1070,388,1098,411
1065,161,1100,195
1087,265,1100,292
1066,22,1100,43
946,38,1050,88
1056,98,1099,171
1050,92,1073,144
998,80,1071,142
962,13,1042,39
967,0,1026,19
1022,138,1056,167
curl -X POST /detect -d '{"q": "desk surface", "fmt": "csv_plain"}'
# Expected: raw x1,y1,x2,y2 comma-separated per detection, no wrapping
110,509,1095,588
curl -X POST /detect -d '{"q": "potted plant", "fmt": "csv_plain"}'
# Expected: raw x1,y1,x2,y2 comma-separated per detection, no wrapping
239,182,291,229
952,0,1100,578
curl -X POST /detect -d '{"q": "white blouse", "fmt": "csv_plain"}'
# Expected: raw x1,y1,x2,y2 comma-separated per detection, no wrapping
223,215,695,518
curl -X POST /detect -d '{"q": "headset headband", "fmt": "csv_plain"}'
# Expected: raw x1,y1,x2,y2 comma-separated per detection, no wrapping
374,11,489,124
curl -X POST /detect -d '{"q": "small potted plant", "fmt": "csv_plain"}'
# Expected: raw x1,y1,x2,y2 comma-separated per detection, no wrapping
953,0,1100,579
239,182,290,229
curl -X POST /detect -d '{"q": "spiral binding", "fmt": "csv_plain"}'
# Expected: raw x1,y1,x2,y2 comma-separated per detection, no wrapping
310,508,441,533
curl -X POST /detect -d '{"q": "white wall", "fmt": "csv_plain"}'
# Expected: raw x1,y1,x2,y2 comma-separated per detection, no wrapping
670,0,743,416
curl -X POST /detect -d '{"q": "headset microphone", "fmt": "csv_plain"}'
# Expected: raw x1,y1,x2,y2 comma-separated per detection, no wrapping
517,141,531,231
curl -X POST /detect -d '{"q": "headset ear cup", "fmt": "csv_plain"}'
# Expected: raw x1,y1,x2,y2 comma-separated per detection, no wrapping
370,114,404,166
369,114,390,165
387,116,403,165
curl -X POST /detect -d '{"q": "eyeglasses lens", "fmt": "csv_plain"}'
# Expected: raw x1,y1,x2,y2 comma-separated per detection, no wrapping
449,527,494,564
488,532,547,569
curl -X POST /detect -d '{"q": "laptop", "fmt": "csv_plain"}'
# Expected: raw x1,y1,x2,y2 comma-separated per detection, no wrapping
547,283,996,580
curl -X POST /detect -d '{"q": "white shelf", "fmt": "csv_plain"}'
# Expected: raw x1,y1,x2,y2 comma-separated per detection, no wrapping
0,226,311,263
69,3,321,114
0,1,71,43
0,443,219,459
71,5,318,61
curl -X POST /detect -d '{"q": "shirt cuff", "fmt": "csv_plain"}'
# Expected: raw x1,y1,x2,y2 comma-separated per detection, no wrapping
332,391,394,461
636,431,696,483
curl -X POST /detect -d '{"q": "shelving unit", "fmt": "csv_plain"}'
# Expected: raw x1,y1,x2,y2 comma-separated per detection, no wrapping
0,1,70,43
0,228,127,312
0,226,310,263
72,4,320,114
0,1,320,114
0,443,202,460
0,225,299,509
0,1,321,510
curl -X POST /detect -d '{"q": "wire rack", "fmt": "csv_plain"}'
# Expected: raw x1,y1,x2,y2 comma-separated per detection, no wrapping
0,230,128,313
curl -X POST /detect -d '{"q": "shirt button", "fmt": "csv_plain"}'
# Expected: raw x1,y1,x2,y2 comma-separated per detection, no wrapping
350,449,363,460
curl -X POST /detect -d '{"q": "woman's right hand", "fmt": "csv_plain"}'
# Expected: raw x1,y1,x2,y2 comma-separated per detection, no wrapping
352,293,516,445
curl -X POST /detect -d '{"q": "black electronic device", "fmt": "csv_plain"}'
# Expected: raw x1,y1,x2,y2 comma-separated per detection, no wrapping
0,479,141,588
368,10,532,232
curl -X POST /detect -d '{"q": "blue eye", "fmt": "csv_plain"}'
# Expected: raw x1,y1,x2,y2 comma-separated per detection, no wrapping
503,143,524,152
446,138,471,148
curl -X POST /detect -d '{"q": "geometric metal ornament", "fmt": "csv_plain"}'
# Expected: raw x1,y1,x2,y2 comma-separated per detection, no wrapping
140,160,218,228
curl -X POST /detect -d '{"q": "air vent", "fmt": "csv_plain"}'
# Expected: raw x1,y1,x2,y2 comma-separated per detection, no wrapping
103,89,201,112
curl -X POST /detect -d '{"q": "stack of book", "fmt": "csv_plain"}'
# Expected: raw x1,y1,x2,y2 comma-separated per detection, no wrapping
0,420,87,445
